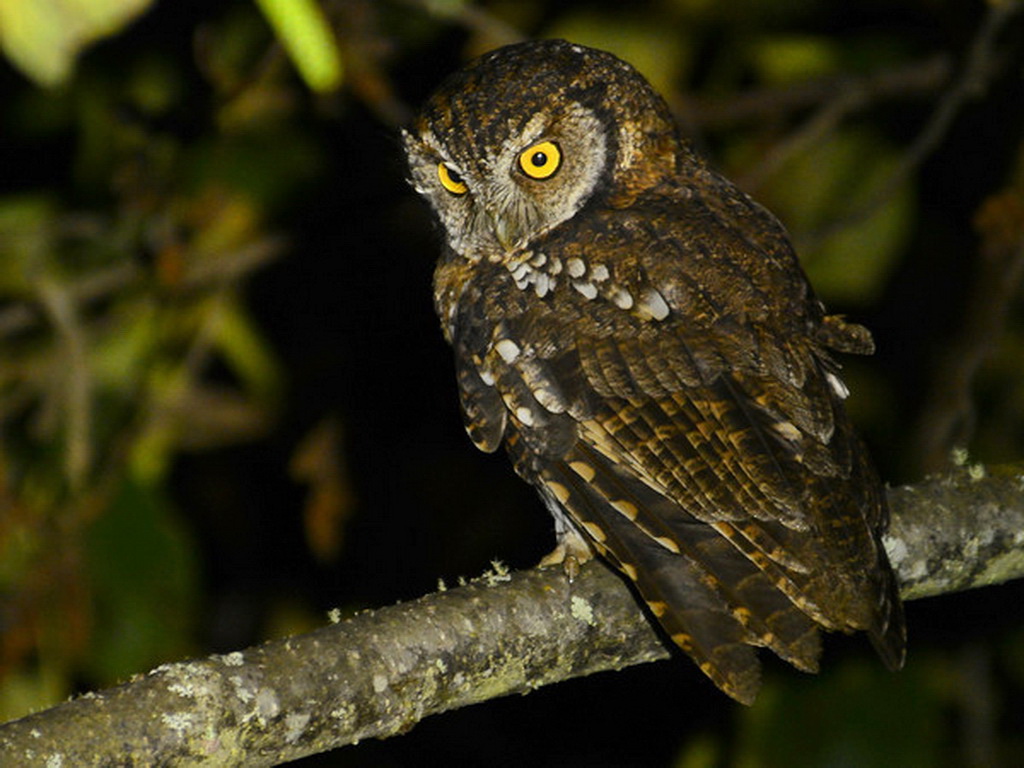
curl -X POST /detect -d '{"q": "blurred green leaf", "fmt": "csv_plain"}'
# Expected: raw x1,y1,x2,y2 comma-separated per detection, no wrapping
672,733,721,768
254,0,343,92
544,12,691,98
212,293,283,402
665,0,820,23
84,474,197,682
125,53,183,117
0,196,57,294
734,655,946,767
91,299,158,392
184,131,323,211
128,403,180,485
751,35,840,84
0,665,69,724
749,129,912,304
0,0,153,87
421,0,471,17
0,517,38,591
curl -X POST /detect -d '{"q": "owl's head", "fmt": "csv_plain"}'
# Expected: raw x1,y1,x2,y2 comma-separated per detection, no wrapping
403,40,692,259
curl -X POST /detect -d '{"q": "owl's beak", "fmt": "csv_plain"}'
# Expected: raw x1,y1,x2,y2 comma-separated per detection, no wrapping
490,213,520,252
487,194,538,252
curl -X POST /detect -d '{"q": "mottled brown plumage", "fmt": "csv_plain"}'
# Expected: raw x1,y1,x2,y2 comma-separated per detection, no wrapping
403,39,905,703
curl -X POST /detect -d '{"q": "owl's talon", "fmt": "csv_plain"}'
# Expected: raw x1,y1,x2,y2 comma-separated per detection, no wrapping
539,548,581,583
563,555,581,583
538,544,567,569
538,534,593,582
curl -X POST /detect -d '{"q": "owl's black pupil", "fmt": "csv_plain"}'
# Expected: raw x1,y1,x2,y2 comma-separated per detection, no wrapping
531,152,548,167
448,167,463,184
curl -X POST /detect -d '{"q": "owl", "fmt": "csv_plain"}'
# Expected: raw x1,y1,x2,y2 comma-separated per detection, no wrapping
403,39,905,704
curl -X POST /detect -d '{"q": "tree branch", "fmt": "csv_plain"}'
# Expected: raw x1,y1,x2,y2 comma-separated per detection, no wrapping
2,466,1023,766
884,463,1024,600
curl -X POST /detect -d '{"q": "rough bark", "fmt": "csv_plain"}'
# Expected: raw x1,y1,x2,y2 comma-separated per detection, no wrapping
885,463,1024,599
1,465,1023,767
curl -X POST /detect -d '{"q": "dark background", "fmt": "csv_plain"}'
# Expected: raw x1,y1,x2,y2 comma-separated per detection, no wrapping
2,1,1023,765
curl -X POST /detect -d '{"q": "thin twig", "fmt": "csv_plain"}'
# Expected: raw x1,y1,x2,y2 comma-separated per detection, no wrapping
397,0,523,47
0,261,139,339
35,279,92,489
330,0,414,126
687,54,950,128
738,88,864,192
180,237,285,290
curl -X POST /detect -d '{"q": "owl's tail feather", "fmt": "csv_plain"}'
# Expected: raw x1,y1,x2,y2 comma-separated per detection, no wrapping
544,451,826,704
580,509,763,703
845,438,907,672
866,562,907,672
557,444,825,663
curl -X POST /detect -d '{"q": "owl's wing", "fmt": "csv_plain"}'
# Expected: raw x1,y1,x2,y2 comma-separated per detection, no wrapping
442,179,904,702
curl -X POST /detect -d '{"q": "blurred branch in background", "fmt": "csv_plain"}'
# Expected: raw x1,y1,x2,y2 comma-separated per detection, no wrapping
911,175,1024,475
397,0,523,49
685,55,951,131
1,465,1023,765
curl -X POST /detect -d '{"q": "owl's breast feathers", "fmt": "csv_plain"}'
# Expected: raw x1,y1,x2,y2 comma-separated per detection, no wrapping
435,174,905,704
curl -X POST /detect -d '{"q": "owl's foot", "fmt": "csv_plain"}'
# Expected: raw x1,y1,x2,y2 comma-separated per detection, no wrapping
538,531,594,583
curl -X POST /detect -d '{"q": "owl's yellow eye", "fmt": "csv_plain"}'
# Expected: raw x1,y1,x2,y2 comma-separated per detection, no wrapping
518,141,561,180
438,163,468,195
